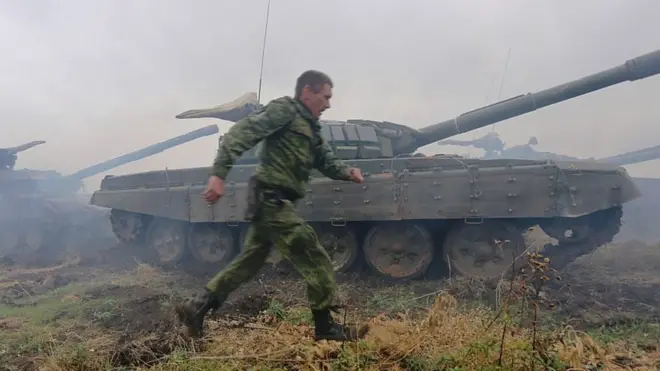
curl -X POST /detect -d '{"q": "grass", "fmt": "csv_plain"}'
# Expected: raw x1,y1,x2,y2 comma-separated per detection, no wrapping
588,318,660,351
0,281,117,364
1,246,660,370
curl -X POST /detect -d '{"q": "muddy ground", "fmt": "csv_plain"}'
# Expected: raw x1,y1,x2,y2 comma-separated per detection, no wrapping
1,237,660,370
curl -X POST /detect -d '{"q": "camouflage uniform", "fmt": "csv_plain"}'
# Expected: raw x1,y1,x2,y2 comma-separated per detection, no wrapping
176,96,365,341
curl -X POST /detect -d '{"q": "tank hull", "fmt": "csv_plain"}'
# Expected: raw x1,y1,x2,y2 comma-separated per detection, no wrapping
90,157,639,279
92,157,639,221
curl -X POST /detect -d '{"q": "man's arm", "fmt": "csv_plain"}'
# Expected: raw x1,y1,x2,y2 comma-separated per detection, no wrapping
313,137,352,181
212,100,295,179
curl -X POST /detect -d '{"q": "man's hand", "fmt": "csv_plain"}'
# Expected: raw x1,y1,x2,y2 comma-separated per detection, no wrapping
202,175,225,203
346,167,364,184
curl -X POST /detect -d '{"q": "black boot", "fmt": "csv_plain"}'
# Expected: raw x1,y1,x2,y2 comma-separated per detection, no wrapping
175,288,221,338
312,306,369,342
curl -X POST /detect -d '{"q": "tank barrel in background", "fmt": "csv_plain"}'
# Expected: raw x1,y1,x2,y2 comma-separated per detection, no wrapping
66,124,219,181
407,48,660,153
598,143,660,166
3,140,47,154
0,140,47,170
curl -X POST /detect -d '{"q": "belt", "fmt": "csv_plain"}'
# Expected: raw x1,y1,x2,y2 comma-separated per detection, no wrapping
257,181,299,203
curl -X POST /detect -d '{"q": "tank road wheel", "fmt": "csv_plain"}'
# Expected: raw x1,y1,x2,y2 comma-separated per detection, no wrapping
110,210,146,244
187,223,237,267
362,223,434,280
23,226,45,253
443,220,526,279
145,218,188,267
314,224,360,273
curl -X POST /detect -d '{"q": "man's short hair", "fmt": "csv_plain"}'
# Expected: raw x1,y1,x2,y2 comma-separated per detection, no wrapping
295,70,333,99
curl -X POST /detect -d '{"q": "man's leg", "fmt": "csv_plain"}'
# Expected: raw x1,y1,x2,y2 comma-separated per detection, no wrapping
205,224,271,298
276,221,336,310
263,199,367,341
176,224,270,337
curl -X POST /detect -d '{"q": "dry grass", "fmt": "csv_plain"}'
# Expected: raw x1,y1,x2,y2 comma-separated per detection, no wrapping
116,292,655,371
3,244,660,371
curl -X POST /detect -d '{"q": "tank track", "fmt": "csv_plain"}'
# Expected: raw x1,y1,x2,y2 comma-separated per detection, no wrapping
106,205,624,281
0,208,119,268
540,206,623,272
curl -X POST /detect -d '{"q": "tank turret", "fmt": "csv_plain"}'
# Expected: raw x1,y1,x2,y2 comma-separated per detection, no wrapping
177,48,660,159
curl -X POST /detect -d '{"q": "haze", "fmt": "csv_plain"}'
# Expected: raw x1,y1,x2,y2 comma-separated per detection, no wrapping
1,0,659,192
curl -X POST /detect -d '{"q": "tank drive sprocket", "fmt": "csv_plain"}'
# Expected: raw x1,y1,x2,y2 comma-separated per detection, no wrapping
540,206,622,272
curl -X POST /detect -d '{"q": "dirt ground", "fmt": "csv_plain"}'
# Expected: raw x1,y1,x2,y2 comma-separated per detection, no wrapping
1,237,660,370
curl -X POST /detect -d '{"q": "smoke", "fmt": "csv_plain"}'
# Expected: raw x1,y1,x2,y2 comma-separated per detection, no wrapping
0,0,658,191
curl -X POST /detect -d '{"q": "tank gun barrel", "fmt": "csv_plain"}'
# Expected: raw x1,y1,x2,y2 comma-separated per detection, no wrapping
3,140,46,154
437,132,506,152
66,124,219,181
402,48,660,154
437,139,480,147
598,143,660,166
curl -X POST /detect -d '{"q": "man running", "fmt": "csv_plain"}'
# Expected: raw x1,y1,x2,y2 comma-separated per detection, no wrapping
176,70,367,342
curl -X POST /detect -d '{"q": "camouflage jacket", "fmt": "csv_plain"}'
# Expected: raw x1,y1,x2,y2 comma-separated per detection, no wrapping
211,96,352,199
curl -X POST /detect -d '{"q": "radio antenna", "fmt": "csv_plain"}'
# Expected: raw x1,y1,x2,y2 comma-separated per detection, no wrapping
491,47,512,133
257,0,272,104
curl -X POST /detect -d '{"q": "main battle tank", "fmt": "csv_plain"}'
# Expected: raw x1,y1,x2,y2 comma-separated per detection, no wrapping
437,132,660,165
0,124,219,265
90,48,660,280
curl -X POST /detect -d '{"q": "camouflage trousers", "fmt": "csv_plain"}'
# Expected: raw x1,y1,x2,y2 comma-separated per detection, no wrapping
205,194,336,311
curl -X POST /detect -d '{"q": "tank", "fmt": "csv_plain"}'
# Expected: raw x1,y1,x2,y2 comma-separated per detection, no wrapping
90,48,660,280
437,132,660,165
0,124,219,265
438,133,660,245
